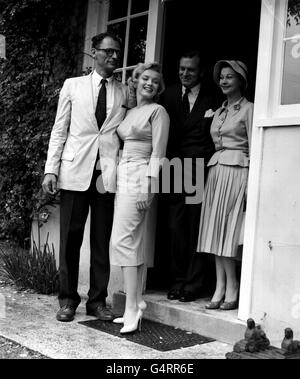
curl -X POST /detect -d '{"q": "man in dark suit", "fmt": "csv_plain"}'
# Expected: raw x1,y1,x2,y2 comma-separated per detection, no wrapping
161,50,218,302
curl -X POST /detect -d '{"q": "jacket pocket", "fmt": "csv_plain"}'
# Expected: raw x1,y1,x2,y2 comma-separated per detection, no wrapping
61,151,75,161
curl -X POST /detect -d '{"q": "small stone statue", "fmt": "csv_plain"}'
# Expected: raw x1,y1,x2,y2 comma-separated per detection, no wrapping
227,322,300,359
233,318,270,353
281,328,300,353
245,324,270,353
244,318,256,340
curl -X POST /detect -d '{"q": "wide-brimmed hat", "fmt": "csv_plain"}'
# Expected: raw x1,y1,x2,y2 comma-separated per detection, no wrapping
213,60,248,88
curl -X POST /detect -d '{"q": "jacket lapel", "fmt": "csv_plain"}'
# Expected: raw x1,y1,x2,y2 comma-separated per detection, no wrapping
173,85,186,125
85,73,99,131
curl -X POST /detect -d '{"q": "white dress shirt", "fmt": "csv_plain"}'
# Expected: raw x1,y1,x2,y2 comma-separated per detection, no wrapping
92,70,114,120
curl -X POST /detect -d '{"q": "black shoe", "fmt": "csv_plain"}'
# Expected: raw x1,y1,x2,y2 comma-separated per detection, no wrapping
179,290,196,302
167,289,181,300
56,305,76,322
86,305,115,321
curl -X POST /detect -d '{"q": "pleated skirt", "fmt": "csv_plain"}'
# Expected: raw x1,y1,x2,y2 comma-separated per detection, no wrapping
197,163,248,258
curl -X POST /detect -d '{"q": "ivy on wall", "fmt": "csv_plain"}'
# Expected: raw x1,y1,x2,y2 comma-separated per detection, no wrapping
0,0,88,245
288,0,300,26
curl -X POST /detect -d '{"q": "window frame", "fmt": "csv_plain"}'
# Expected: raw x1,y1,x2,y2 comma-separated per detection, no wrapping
83,0,165,84
255,0,300,127
107,1,149,82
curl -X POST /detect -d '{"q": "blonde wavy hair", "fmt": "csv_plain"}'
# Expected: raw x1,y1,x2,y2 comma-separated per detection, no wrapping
130,62,165,102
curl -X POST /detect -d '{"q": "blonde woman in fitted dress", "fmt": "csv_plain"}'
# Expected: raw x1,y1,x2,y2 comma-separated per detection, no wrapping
110,62,170,334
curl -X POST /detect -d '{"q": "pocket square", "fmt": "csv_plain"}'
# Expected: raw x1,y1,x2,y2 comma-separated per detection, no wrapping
204,109,215,118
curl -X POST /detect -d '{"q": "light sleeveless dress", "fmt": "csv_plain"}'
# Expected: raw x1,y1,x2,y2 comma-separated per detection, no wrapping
110,103,170,267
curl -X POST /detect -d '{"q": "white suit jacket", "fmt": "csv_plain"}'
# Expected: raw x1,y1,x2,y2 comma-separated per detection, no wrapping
44,73,129,192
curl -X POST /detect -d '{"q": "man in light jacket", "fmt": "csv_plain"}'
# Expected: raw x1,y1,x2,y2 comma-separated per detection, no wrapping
43,32,134,322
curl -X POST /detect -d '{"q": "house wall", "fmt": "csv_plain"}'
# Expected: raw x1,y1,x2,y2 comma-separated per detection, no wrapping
246,126,300,345
32,208,123,304
237,0,300,346
35,0,300,345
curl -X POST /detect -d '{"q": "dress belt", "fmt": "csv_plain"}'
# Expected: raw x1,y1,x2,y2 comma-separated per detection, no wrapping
122,140,152,159
215,147,247,153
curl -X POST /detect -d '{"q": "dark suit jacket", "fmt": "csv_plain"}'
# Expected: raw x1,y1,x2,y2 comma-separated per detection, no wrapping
161,82,218,164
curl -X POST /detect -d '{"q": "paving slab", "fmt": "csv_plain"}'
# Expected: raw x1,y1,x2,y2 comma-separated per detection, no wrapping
0,285,231,359
0,335,49,359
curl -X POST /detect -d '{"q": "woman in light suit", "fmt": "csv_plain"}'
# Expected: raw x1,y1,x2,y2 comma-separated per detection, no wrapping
110,62,170,333
197,60,253,311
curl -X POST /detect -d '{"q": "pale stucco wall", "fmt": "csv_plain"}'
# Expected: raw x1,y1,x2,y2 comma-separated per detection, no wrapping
32,206,124,305
249,126,300,345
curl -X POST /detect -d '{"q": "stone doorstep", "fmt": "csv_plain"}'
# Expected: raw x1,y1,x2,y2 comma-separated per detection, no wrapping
112,291,245,345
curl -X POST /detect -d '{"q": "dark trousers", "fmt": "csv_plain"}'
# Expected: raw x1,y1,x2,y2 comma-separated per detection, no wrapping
58,171,114,310
168,193,204,292
167,159,214,295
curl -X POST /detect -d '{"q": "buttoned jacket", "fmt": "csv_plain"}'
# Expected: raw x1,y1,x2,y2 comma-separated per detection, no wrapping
208,98,254,167
161,82,218,164
44,72,129,192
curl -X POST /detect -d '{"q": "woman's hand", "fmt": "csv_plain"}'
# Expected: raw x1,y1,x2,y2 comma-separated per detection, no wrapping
127,77,137,97
136,177,156,211
136,192,155,211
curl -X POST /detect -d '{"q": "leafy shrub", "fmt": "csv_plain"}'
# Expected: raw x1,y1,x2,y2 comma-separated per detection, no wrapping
0,233,59,294
0,0,88,244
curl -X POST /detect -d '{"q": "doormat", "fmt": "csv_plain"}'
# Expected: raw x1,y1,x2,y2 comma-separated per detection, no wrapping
79,318,215,352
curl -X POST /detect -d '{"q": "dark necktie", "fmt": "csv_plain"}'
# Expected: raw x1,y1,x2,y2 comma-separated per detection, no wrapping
182,87,191,120
95,78,107,130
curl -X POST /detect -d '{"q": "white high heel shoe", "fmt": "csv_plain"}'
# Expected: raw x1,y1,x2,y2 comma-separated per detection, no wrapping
120,309,143,334
113,301,147,324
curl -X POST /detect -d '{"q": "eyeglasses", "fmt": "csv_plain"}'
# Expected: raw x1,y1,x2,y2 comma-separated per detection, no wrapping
95,48,121,57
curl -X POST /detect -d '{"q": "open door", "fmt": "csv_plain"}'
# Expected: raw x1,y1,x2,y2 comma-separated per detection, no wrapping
148,0,262,294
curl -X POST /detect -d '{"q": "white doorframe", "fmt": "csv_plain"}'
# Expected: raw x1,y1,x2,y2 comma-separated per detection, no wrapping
145,0,165,63
238,0,276,321
237,0,300,320
83,0,109,71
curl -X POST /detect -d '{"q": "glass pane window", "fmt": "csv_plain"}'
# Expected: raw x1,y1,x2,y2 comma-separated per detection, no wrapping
108,0,128,21
127,15,147,66
108,21,126,62
131,0,149,15
125,68,134,82
281,0,300,105
106,0,149,83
